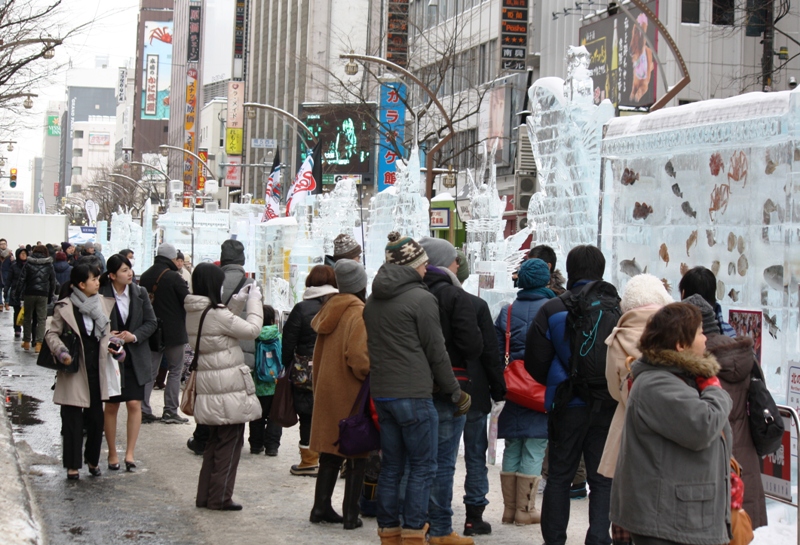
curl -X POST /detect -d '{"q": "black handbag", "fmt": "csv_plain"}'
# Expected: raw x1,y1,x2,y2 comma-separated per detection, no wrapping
37,329,81,373
748,363,784,456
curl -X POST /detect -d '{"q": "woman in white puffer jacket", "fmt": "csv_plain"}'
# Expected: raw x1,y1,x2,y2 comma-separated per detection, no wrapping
185,263,263,511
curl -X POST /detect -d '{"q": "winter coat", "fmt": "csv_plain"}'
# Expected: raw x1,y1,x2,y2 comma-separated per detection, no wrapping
525,280,595,410
495,290,551,439
281,285,338,368
139,256,190,346
46,296,116,407
1,254,14,288
364,263,461,401
599,304,661,478
709,333,767,529
6,253,25,306
464,291,506,414
309,294,370,457
101,283,158,387
422,266,483,404
184,294,263,426
16,252,56,299
611,348,733,545
54,261,72,288
220,264,256,369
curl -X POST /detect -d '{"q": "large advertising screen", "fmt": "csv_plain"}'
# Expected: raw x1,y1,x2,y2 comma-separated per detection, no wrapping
579,1,658,109
299,103,375,176
141,21,173,120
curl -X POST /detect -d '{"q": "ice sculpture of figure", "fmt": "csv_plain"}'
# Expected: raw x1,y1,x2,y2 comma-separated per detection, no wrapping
364,185,398,276
108,209,144,266
465,147,506,269
525,45,615,265
312,177,359,256
391,146,429,239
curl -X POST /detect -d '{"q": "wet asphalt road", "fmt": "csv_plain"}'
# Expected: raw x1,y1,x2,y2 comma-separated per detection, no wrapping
1,308,591,545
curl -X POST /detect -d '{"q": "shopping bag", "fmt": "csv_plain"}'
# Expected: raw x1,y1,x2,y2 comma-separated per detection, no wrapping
269,370,298,427
103,354,122,398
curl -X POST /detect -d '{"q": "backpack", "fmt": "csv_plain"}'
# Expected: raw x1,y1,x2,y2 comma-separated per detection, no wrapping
255,334,283,384
557,281,621,407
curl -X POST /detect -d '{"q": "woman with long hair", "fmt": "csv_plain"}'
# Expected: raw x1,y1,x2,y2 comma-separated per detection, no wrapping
187,263,263,510
100,254,158,471
611,303,732,545
46,262,122,479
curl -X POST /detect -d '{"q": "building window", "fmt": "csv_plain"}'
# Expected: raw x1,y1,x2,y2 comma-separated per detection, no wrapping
74,130,84,139
712,0,735,26
73,148,83,157
681,0,700,24
71,166,82,176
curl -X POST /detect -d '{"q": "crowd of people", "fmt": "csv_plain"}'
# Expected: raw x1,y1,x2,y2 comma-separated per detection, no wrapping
8,229,768,544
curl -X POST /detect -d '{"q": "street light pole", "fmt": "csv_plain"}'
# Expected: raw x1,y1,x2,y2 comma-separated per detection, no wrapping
109,172,163,208
339,52,456,202
244,102,318,145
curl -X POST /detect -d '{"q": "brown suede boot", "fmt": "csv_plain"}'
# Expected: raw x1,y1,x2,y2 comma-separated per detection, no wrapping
401,525,429,545
500,472,517,524
378,527,402,545
428,532,474,544
21,341,30,350
514,474,541,525
290,444,319,476
34,342,42,353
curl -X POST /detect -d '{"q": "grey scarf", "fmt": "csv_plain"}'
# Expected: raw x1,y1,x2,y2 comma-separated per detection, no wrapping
70,290,108,340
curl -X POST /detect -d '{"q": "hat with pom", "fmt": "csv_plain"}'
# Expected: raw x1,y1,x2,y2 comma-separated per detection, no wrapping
517,258,552,290
385,232,428,268
333,233,362,261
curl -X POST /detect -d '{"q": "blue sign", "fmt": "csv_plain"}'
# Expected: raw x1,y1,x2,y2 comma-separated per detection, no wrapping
377,82,407,192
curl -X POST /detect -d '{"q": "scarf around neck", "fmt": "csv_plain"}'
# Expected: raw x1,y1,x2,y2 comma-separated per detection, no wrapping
519,286,556,299
70,289,108,340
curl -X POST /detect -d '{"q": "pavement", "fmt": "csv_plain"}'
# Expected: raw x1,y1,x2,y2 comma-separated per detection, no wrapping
0,308,591,545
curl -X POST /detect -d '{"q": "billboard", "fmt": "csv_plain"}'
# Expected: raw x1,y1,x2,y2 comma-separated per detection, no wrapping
141,21,173,120
579,1,658,108
299,103,374,176
88,133,111,146
377,82,406,192
47,115,61,137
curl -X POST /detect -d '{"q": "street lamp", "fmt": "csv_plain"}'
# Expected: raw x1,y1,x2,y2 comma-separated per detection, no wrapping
344,51,359,76
339,52,455,202
243,102,318,145
109,172,163,207
0,141,16,152
22,93,37,110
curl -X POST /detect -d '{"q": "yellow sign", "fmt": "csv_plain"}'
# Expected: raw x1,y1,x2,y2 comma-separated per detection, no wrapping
225,127,243,155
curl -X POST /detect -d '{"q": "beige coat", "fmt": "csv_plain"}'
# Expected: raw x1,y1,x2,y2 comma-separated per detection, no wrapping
46,296,116,407
599,304,660,478
184,294,263,426
309,294,370,457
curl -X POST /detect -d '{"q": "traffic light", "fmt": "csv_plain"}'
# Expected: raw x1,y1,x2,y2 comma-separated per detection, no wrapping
9,168,16,188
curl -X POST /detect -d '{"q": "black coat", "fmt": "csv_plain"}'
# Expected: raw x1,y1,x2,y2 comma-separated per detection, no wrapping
138,256,189,346
7,256,25,306
464,291,506,413
101,283,159,387
54,260,72,288
16,252,56,299
281,297,323,367
422,267,483,403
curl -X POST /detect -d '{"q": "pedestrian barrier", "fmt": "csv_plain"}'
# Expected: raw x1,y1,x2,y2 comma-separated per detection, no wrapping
761,405,799,544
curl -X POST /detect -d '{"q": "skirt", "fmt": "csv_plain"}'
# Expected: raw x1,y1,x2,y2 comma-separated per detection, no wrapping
107,362,145,403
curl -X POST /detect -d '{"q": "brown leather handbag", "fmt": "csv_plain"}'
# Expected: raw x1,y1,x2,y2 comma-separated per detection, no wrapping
179,305,212,417
729,457,754,545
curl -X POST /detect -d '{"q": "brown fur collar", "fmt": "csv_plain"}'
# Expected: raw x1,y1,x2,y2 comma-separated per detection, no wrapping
640,348,721,379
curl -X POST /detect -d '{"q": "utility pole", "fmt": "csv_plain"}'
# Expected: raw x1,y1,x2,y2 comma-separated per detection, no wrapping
762,0,774,91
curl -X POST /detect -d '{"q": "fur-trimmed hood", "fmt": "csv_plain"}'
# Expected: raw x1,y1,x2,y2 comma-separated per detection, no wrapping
707,334,755,385
636,348,720,379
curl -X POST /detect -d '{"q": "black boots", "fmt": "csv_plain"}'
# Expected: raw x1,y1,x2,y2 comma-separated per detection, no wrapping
464,504,492,536
309,460,343,524
342,458,367,530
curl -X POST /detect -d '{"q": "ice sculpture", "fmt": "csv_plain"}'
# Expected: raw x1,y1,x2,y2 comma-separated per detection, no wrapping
600,88,800,402
525,46,615,266
108,209,144,266
364,186,398,276
312,178,360,256
390,147,429,239
230,203,271,274
156,207,230,265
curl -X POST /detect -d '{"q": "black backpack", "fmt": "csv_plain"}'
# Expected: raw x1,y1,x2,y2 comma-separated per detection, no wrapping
748,362,785,456
558,281,622,406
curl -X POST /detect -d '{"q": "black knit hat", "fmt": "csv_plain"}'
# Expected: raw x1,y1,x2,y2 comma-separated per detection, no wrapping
220,239,245,266
385,232,427,268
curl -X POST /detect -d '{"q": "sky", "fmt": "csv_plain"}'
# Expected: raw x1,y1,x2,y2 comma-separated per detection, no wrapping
12,0,140,203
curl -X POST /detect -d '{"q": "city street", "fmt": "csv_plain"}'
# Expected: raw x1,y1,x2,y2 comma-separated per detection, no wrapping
0,310,591,545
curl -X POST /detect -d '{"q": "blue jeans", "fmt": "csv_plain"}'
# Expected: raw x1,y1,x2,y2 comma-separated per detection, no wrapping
462,409,489,507
429,398,466,537
502,437,548,475
542,404,614,545
375,398,438,530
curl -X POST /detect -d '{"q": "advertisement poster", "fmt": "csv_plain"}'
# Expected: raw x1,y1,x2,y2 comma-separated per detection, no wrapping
141,21,173,120
728,309,762,363
183,67,198,187
578,1,658,108
760,412,794,502
47,115,61,137
88,133,111,146
377,82,406,192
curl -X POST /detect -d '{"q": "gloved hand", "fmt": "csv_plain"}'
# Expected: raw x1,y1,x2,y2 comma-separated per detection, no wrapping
232,283,251,303
56,348,72,366
695,375,721,391
454,391,471,417
248,284,262,301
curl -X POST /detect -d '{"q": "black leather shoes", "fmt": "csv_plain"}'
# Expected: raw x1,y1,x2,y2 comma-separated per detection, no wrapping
222,502,243,511
88,465,101,477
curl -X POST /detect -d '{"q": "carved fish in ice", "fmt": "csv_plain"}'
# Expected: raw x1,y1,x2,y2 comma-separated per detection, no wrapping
737,236,745,254
728,288,739,302
671,183,683,198
686,230,698,256
633,202,653,220
680,262,689,276
711,260,720,276
727,232,736,252
706,230,716,247
665,160,676,179
765,151,777,175
763,311,780,339
681,202,697,219
661,278,672,294
737,254,748,276
659,243,669,266
621,167,639,186
728,262,736,276
620,258,643,277
716,280,725,302
763,265,784,291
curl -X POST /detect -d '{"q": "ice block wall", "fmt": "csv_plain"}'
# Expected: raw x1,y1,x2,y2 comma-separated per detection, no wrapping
599,88,800,402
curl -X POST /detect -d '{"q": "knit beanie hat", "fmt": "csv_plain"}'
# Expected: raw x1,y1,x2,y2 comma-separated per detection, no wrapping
517,258,552,290
334,259,368,294
620,273,673,313
61,242,72,252
55,251,67,262
682,294,721,335
455,249,469,283
419,237,457,268
332,233,362,261
220,239,245,266
156,243,178,260
385,232,428,268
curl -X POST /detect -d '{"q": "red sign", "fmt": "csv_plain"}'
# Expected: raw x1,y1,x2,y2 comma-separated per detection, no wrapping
760,411,793,502
54,182,60,197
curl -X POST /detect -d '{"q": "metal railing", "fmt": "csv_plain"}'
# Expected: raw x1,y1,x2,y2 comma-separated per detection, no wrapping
763,405,799,544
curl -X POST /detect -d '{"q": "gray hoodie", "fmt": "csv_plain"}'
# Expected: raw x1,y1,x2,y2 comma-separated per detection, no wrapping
364,263,461,401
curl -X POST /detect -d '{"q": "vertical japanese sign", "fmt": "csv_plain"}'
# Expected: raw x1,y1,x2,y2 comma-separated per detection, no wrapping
183,3,202,205
233,0,245,78
500,0,528,72
187,5,202,62
141,21,173,120
117,68,128,104
377,82,406,192
226,81,244,155
197,149,208,205
386,0,409,69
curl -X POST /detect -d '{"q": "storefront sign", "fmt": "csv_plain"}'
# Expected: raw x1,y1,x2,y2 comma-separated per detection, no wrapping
430,208,451,230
